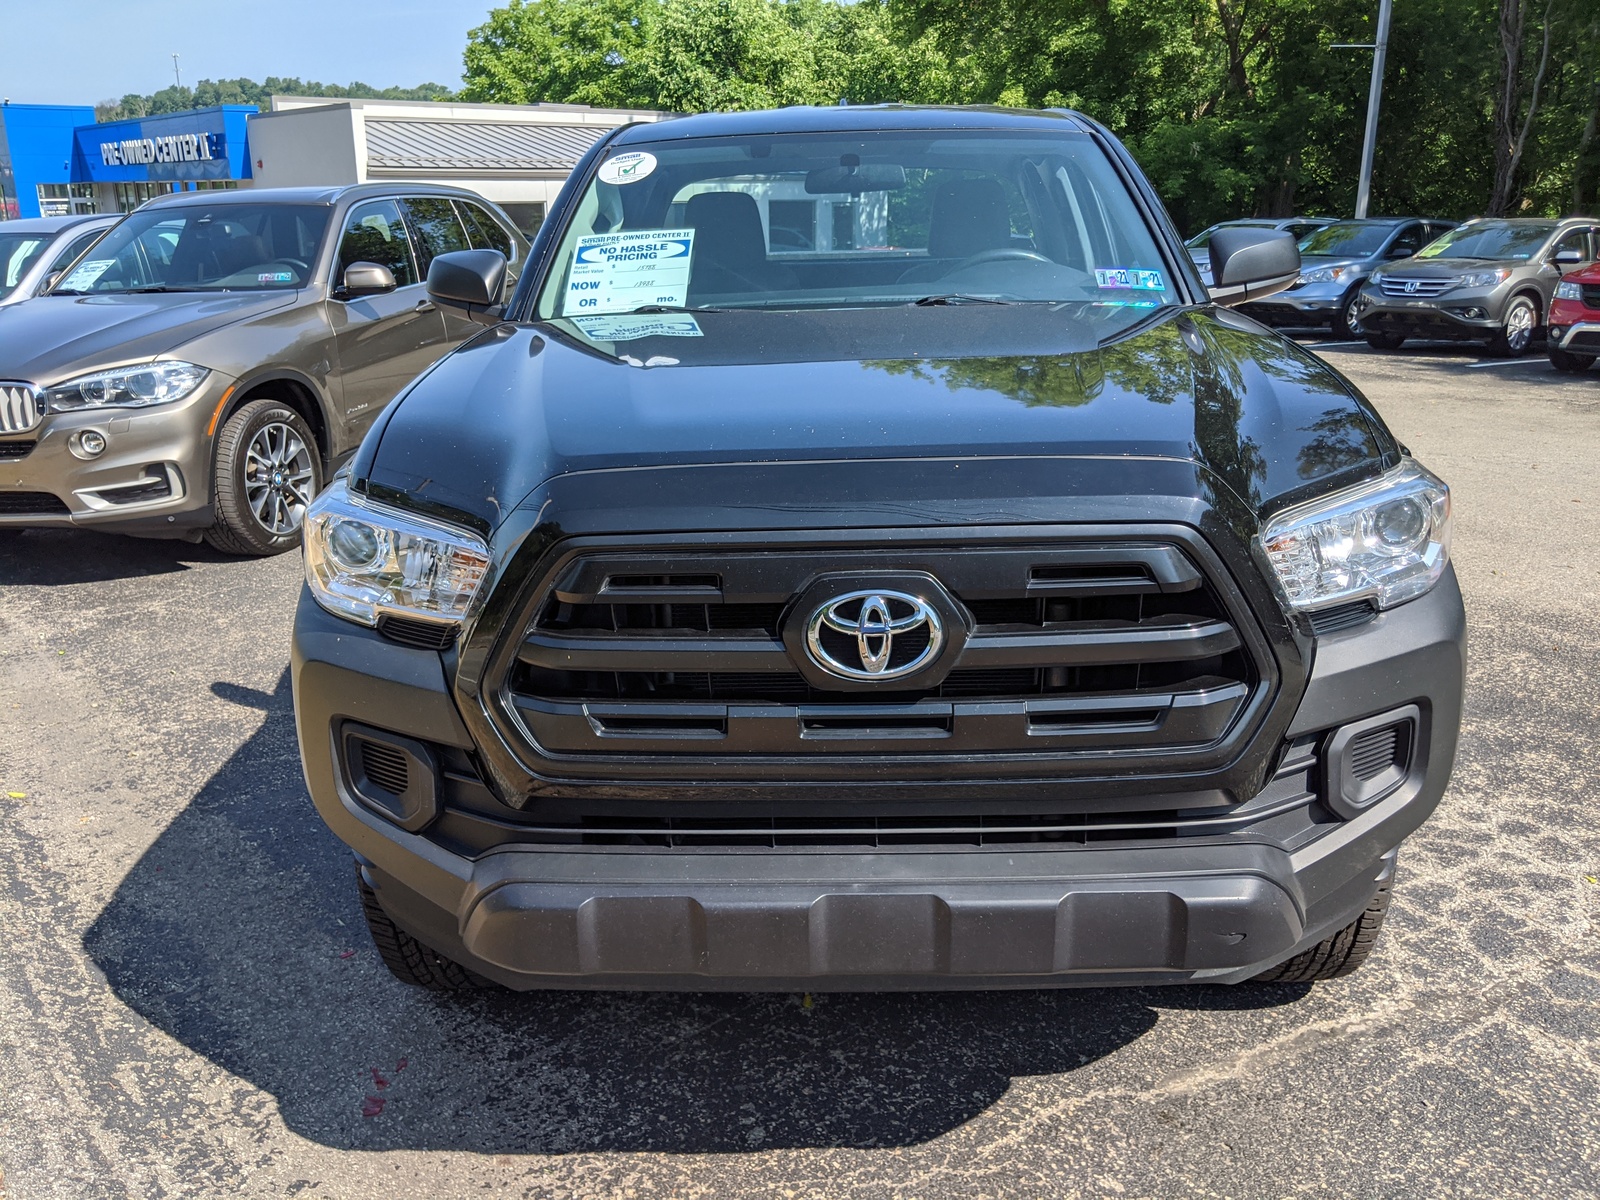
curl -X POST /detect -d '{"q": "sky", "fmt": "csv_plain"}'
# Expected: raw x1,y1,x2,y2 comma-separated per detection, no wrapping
0,0,491,106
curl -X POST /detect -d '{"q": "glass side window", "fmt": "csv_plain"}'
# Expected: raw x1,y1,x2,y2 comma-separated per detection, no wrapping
336,200,419,289
402,198,471,272
454,201,514,259
0,234,50,299
535,129,1178,333
1389,224,1424,256
1552,228,1591,262
47,228,107,279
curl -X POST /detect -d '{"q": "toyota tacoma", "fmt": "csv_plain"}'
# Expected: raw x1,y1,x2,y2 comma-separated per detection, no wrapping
292,106,1465,992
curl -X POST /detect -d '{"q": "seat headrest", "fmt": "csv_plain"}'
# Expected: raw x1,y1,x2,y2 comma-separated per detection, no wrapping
927,178,1013,260
685,192,768,269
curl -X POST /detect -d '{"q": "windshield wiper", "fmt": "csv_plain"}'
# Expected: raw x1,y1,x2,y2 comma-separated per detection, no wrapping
127,285,202,294
621,303,727,315
911,293,1018,306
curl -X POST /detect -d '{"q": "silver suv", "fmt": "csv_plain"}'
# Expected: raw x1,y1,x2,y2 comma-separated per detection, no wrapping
1356,216,1600,356
0,215,119,309
0,184,527,554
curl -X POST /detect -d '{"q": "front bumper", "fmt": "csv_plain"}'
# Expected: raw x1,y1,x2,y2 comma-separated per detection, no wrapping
1241,278,1358,326
0,371,233,533
1356,285,1507,340
1547,307,1600,355
293,572,1465,990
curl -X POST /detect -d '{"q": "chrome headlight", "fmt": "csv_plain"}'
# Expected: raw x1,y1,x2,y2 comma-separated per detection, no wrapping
1555,280,1583,301
1298,265,1355,286
1457,268,1510,290
1258,459,1451,613
44,361,210,410
304,477,491,628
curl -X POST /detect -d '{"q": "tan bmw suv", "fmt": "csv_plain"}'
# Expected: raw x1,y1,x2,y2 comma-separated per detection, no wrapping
0,183,527,554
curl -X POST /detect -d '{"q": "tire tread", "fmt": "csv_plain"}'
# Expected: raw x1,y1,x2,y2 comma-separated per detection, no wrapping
355,864,497,991
1251,874,1392,984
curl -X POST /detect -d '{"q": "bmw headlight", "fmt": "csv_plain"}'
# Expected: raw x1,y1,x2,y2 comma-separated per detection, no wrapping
44,361,210,410
1298,265,1354,286
1258,459,1451,613
1555,280,1582,301
1456,268,1510,290
304,477,491,627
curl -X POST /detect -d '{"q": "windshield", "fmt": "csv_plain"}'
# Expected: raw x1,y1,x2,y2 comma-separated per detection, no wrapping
55,204,332,294
1185,222,1275,250
0,233,52,300
1299,222,1396,258
535,130,1180,335
1415,220,1555,262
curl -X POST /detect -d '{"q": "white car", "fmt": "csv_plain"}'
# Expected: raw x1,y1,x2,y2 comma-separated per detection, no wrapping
0,215,120,309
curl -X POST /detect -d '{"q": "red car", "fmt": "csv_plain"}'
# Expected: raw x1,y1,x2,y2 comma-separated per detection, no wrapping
1549,263,1600,373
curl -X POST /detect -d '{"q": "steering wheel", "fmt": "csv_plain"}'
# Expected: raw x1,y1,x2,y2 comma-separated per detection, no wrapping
948,247,1054,271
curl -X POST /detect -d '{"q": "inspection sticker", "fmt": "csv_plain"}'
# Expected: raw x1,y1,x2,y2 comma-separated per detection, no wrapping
258,271,295,284
1095,268,1166,291
563,229,695,315
572,313,703,341
598,151,658,185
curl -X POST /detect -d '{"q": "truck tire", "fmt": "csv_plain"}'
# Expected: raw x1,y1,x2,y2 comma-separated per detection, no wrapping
355,863,498,991
204,399,322,557
1549,347,1596,373
1365,331,1406,351
1250,874,1392,983
1489,293,1540,357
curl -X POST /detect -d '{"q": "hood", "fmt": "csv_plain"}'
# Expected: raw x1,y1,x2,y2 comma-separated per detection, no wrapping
360,305,1393,535
0,290,299,384
1375,257,1514,279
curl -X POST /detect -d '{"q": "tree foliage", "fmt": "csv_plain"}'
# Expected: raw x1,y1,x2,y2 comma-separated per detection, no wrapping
95,77,455,123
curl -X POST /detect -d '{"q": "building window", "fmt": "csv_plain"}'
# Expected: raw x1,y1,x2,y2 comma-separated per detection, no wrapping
36,183,97,217
111,182,180,213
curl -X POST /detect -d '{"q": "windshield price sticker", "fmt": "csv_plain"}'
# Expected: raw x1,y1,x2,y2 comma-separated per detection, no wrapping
61,259,114,290
572,314,703,341
1095,268,1167,291
598,152,658,185
564,229,695,315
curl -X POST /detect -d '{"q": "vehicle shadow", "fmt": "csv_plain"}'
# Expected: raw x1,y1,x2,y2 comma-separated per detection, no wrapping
0,526,234,584
83,667,1311,1153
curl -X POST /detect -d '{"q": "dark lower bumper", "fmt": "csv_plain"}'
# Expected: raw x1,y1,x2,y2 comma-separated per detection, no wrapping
293,572,1463,990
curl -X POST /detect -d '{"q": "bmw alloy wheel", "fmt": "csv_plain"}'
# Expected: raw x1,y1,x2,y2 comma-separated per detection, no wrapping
244,421,316,535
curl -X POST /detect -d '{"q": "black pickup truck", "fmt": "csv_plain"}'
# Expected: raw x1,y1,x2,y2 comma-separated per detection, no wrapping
291,106,1464,993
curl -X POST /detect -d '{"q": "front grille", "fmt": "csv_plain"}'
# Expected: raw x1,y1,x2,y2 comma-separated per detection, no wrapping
1567,330,1600,354
0,383,42,435
491,533,1270,792
1378,276,1455,298
0,492,68,515
377,614,458,650
1580,285,1600,310
95,473,172,505
0,441,35,460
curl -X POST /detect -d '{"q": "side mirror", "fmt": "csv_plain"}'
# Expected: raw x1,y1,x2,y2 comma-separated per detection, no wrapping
39,270,64,294
1386,245,1415,259
339,262,397,298
1553,248,1584,265
1206,228,1300,306
427,249,508,326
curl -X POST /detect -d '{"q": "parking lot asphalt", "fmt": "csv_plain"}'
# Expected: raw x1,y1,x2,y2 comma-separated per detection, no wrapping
2,336,1599,1200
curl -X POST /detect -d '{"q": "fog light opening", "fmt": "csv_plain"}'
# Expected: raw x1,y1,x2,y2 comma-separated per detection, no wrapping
1324,705,1420,820
70,429,108,460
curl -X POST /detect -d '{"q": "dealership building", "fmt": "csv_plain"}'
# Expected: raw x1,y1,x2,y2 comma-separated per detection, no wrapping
0,97,660,236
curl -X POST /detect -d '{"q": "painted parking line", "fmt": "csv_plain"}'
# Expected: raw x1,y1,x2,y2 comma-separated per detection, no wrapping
1467,358,1550,369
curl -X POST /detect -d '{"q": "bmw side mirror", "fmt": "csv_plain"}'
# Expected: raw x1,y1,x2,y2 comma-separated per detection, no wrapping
1206,228,1301,306
339,262,397,299
427,249,508,326
1553,249,1583,265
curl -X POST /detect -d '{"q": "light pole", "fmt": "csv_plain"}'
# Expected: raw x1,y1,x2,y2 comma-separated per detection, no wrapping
172,53,182,89
1333,0,1393,219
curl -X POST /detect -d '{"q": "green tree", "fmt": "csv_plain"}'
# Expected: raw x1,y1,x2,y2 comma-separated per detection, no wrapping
461,0,657,107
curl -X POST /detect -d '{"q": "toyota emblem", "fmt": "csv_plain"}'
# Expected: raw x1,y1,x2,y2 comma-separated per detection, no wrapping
804,590,944,681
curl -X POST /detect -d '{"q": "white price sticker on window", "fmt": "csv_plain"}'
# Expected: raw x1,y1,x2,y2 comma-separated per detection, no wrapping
563,229,696,316
61,259,114,290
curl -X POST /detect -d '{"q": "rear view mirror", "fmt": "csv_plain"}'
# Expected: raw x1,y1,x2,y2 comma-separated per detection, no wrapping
340,262,397,298
805,163,907,195
1554,248,1584,265
427,249,508,326
1207,228,1300,307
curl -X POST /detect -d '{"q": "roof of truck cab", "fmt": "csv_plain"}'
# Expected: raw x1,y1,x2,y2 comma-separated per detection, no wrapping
611,105,1095,145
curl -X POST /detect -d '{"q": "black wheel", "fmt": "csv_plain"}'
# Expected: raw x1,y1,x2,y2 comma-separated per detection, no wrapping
1251,873,1393,983
203,398,322,557
1331,286,1366,339
1549,347,1596,373
1489,293,1540,357
356,863,499,991
1365,331,1406,351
